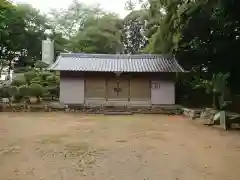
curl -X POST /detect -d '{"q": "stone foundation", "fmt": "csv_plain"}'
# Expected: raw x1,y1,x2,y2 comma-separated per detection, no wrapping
182,108,203,120
0,102,182,115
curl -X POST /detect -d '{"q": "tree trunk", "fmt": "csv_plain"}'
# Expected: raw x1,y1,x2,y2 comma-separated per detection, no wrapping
36,96,41,104
7,56,13,81
8,97,12,107
213,93,220,110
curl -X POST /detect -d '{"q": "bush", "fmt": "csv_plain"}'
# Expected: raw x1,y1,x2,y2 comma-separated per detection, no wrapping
24,71,37,84
46,74,60,86
40,72,53,81
14,67,32,73
9,86,18,97
0,86,10,98
11,77,27,86
28,83,45,103
30,76,42,85
0,86,19,104
35,61,49,70
19,85,30,97
45,85,59,99
14,92,23,102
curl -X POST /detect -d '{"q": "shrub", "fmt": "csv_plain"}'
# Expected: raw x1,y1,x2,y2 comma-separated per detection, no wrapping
19,85,30,97
9,86,18,97
46,74,60,86
30,76,42,85
24,71,37,84
0,86,10,98
28,83,45,103
14,92,23,102
0,86,18,104
35,61,49,70
14,67,32,73
11,77,27,86
45,85,59,99
40,72,53,81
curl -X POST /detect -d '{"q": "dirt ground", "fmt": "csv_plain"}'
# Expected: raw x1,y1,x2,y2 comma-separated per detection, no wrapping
0,113,240,180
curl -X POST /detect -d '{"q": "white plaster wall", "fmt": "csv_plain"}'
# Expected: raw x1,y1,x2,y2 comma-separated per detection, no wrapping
151,80,175,105
60,77,84,104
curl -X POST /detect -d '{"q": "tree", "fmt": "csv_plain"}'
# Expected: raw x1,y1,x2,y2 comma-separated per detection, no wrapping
28,83,44,103
0,0,25,73
0,59,8,76
24,70,37,84
0,1,51,69
19,85,30,102
35,61,49,70
0,85,18,105
125,0,137,10
172,0,240,94
123,10,148,54
204,73,230,110
140,0,240,108
11,76,27,86
14,4,50,67
69,13,123,53
49,0,97,39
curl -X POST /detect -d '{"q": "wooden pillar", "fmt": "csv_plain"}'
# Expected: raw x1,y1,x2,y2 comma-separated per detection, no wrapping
128,78,130,102
105,77,108,102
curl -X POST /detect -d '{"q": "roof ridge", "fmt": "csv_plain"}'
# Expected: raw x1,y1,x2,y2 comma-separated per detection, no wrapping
59,53,173,60
48,55,62,70
49,53,185,72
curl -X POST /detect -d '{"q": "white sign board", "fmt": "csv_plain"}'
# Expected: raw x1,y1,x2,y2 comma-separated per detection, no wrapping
42,39,54,65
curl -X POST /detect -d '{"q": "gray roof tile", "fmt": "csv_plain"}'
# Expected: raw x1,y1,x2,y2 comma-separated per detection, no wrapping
49,53,184,72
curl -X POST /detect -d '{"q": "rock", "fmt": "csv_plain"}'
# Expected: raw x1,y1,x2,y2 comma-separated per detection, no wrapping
29,97,38,104
201,108,218,119
2,98,9,103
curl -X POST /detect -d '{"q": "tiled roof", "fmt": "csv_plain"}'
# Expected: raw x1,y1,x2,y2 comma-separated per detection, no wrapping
49,53,184,72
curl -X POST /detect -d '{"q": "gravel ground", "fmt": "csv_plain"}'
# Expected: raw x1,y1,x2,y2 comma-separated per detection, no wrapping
0,113,240,180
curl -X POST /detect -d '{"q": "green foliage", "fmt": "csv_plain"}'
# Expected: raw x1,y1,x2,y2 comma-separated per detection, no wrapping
9,86,18,97
14,67,32,73
39,72,53,80
0,85,18,98
19,85,30,97
144,0,180,54
212,73,230,93
125,0,136,10
139,0,240,108
0,86,10,98
49,0,97,39
24,71,37,84
34,61,49,70
28,83,44,98
0,1,51,69
11,77,27,86
46,74,60,85
14,92,23,102
203,73,230,109
45,85,60,99
30,76,42,85
123,10,148,54
69,13,123,53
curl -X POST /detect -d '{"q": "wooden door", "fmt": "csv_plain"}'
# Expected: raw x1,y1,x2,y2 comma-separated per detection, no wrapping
107,78,129,101
85,78,106,99
130,79,150,101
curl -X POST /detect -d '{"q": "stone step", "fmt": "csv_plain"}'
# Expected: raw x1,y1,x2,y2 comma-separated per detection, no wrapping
104,111,133,115
104,109,127,112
